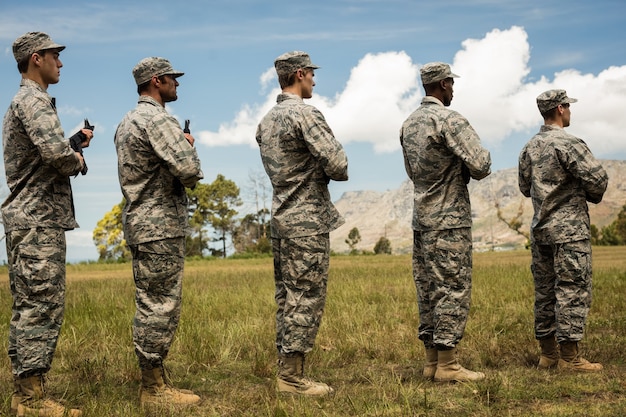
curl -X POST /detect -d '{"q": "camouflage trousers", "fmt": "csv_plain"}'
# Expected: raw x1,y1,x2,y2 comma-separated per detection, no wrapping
5,227,66,377
130,238,185,370
412,228,472,350
272,234,330,355
531,239,592,342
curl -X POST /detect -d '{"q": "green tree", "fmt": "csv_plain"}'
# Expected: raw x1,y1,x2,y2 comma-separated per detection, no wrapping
92,199,130,261
373,236,392,254
207,174,243,258
232,211,271,254
345,227,361,254
599,223,621,246
612,203,626,244
186,183,212,257
596,203,626,246
590,224,600,245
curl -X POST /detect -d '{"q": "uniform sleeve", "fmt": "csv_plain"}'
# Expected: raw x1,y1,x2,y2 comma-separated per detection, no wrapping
148,113,204,188
444,112,491,181
399,127,414,179
20,96,82,177
558,138,608,204
301,106,348,182
518,146,531,197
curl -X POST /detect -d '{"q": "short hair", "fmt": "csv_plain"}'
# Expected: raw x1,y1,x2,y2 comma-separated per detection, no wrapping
17,49,45,73
540,106,559,120
278,68,311,89
137,75,169,95
422,77,452,94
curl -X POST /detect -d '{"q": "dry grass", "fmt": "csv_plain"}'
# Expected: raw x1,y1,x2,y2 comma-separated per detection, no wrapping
0,247,624,416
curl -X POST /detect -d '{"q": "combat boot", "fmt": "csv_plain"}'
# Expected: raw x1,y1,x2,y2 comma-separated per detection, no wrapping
14,374,82,417
277,352,334,396
139,366,200,408
538,335,559,369
423,348,438,380
558,341,603,372
434,348,485,382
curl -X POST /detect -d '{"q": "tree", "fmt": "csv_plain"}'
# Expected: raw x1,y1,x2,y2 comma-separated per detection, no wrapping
590,224,600,245
595,203,626,246
232,211,271,254
373,236,392,254
495,198,530,248
612,203,626,244
186,183,212,257
92,199,130,261
245,169,271,240
207,174,243,258
345,227,361,254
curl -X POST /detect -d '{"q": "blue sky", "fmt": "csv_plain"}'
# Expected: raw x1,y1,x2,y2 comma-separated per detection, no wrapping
0,0,625,261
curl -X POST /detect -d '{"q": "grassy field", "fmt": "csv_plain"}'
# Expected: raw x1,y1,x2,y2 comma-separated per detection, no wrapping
0,247,624,416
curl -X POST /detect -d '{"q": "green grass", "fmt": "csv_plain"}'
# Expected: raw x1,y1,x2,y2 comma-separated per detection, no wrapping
0,248,624,416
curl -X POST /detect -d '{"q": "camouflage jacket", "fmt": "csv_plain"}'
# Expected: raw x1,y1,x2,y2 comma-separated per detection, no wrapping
256,93,348,238
400,96,491,231
2,79,83,232
114,96,203,245
518,124,608,244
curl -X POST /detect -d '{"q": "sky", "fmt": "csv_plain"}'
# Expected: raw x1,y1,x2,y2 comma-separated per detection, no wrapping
0,0,625,262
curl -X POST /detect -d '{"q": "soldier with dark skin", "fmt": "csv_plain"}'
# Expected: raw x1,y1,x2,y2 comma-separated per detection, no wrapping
256,51,348,396
2,31,93,417
115,57,203,407
519,89,608,372
400,62,491,383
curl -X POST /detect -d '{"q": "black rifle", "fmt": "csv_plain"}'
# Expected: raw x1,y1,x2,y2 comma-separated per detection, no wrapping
68,118,94,175
174,119,193,193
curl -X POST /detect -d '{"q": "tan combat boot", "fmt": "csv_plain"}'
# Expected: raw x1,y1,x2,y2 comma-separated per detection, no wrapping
434,348,485,382
558,341,603,372
538,335,559,369
15,374,82,417
277,352,334,396
423,348,438,380
140,366,201,408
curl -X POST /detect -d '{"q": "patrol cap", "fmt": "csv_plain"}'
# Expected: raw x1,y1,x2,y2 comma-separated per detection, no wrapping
132,57,184,86
536,89,577,113
420,62,459,85
274,51,320,77
13,32,65,63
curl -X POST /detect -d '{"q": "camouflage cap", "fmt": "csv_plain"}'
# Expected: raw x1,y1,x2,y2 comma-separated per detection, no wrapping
536,89,578,113
274,51,320,77
420,62,459,85
132,57,184,86
12,32,65,62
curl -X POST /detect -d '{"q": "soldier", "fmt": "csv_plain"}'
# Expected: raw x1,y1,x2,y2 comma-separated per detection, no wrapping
114,57,204,407
2,31,93,417
256,51,348,396
518,89,608,372
400,62,491,382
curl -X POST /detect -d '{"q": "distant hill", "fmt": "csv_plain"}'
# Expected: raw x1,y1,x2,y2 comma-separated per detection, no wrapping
330,159,625,254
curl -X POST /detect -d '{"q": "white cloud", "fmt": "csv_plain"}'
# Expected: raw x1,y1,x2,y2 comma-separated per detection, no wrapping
259,67,276,92
196,25,626,158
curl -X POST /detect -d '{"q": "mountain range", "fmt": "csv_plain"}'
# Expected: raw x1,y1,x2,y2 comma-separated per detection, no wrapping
329,159,625,254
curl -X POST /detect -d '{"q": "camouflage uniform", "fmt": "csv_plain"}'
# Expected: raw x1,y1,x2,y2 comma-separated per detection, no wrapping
256,52,348,355
518,90,608,343
115,57,203,369
400,63,491,349
3,56,83,377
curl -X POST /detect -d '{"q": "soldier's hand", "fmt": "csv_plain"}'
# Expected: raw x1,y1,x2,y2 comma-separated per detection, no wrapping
184,133,195,147
80,128,94,148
